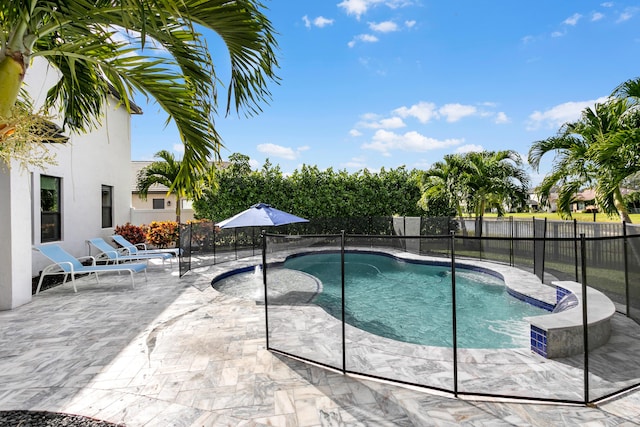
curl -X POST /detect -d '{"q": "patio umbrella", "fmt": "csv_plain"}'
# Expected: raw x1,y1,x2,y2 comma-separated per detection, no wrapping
216,203,309,229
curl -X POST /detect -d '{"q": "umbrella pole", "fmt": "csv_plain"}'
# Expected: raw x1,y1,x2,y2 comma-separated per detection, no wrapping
234,228,238,260
262,230,269,349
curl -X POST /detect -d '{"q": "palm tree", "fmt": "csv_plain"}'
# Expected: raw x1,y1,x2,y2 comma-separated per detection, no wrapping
529,97,640,223
417,154,467,217
613,77,640,101
0,0,279,186
137,150,200,223
463,150,530,217
418,151,529,217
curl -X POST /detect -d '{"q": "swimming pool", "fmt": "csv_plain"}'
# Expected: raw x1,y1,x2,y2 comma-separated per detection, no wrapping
283,252,548,349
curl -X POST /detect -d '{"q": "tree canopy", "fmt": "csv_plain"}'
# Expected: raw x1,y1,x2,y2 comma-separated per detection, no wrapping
417,150,529,217
0,0,279,187
193,154,424,221
529,77,640,223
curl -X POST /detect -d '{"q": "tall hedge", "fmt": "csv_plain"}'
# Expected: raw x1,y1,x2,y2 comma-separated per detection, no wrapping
193,153,427,221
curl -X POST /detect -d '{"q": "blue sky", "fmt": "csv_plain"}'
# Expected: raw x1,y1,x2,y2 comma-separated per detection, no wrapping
130,1,640,186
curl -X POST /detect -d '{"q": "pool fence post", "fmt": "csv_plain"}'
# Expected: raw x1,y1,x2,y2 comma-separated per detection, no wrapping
580,233,590,404
542,218,547,283
509,216,514,267
212,222,217,265
187,223,192,272
341,230,347,374
623,222,630,317
403,216,407,252
450,231,458,397
262,230,270,350
573,219,578,281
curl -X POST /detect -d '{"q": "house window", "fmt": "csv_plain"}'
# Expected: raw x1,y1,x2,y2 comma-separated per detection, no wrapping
101,185,113,228
152,198,165,209
41,175,61,242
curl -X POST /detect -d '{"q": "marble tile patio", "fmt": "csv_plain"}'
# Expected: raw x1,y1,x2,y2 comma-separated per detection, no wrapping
1,256,640,426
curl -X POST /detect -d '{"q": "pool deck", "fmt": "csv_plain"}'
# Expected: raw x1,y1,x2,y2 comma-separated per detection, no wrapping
1,255,640,426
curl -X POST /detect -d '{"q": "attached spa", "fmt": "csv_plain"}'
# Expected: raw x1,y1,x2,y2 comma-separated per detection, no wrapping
526,281,616,358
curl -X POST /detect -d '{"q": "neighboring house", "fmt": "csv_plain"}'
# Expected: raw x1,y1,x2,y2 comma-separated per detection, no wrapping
530,187,635,214
572,188,635,213
572,188,597,212
130,161,196,225
528,190,559,213
0,57,141,310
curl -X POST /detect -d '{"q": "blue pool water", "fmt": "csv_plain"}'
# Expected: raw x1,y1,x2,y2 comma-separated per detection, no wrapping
283,252,547,349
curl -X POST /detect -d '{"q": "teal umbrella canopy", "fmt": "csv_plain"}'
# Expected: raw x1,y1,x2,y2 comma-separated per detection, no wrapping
216,203,309,229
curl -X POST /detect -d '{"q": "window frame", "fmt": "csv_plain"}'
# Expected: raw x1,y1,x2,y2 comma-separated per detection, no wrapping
101,185,113,228
152,198,165,210
40,175,62,242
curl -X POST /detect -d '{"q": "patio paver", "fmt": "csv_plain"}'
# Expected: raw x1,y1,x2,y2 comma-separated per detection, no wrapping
1,257,639,426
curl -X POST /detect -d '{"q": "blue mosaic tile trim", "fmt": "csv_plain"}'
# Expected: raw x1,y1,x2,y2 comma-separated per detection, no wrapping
530,325,548,358
507,289,554,312
556,286,571,304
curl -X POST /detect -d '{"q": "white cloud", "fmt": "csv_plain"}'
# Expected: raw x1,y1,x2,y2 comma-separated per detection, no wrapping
338,0,411,19
249,158,260,170
617,11,633,22
339,0,375,19
563,13,582,26
455,144,484,154
393,101,439,123
369,21,398,32
342,157,368,169
379,117,405,128
405,20,416,28
526,97,609,130
359,34,379,42
495,112,510,124
438,103,477,122
359,116,406,129
362,129,462,155
349,34,379,47
303,15,334,28
172,143,184,154
551,31,565,38
601,2,613,7
349,129,363,137
314,16,335,27
360,112,380,121
522,35,535,44
256,143,309,160
592,12,605,21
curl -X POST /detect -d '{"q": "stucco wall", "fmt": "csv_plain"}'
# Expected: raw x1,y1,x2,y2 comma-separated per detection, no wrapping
26,58,136,277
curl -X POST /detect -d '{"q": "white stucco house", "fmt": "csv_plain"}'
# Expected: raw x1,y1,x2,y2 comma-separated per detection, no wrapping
0,57,141,310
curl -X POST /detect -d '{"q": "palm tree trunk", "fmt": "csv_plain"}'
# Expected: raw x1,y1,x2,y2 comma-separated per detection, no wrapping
455,202,468,236
613,187,632,223
0,54,25,118
176,196,182,224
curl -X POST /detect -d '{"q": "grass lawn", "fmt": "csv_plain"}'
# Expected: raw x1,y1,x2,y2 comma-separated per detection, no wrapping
482,212,640,224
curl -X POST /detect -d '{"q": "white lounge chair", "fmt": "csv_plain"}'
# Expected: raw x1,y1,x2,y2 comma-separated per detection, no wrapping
87,237,173,267
33,244,148,293
112,234,181,258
